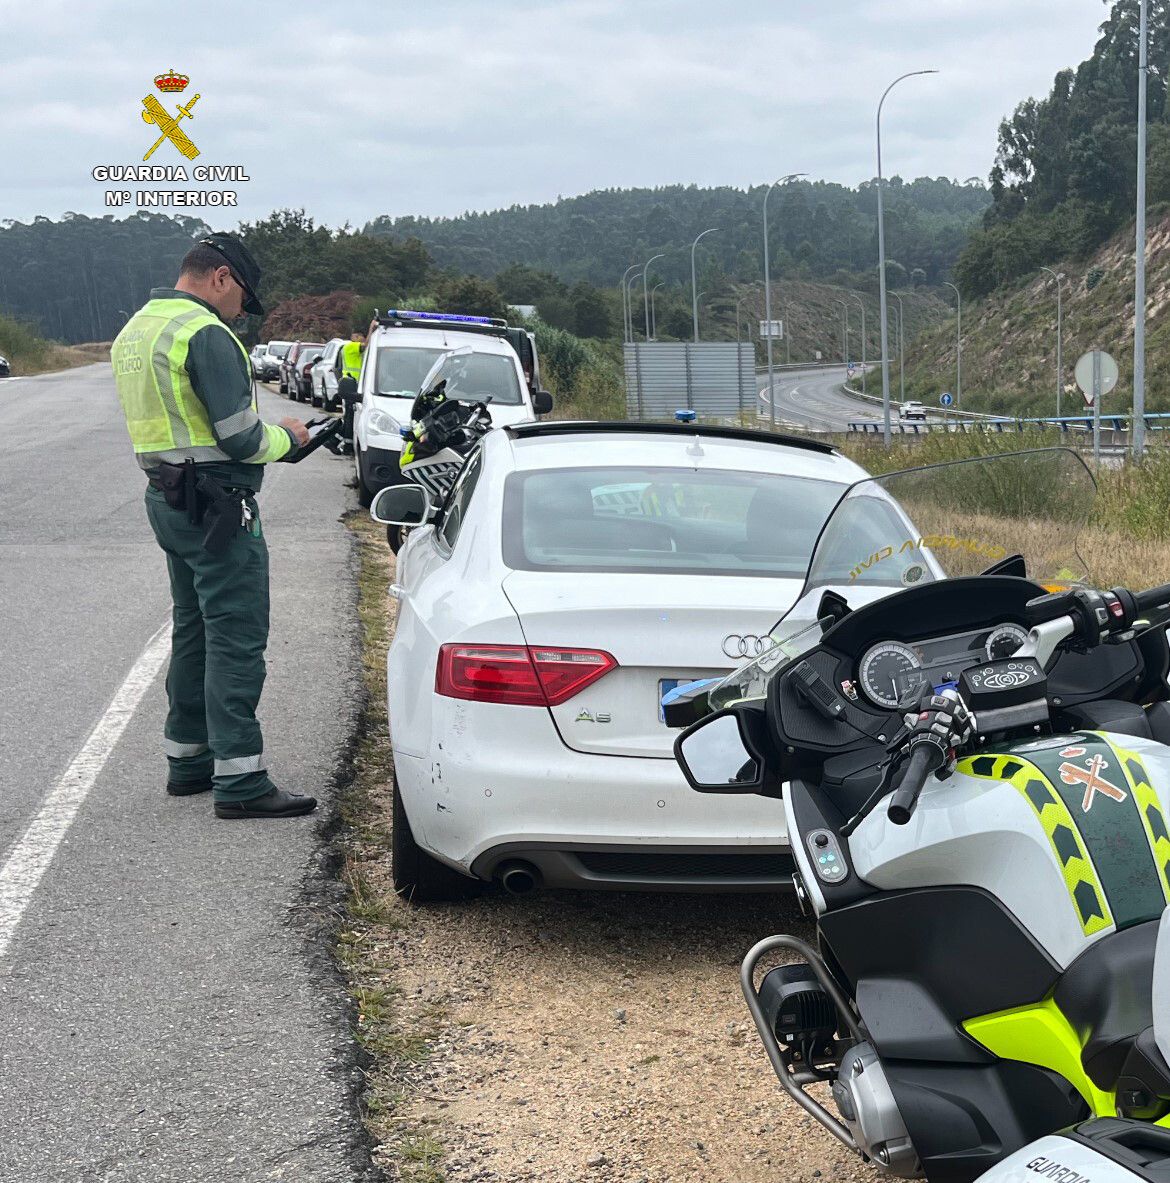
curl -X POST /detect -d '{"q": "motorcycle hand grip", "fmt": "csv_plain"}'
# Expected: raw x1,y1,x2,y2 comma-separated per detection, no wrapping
886,743,943,826
1135,582,1170,613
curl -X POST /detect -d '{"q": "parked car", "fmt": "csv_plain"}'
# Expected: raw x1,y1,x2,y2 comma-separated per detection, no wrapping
278,341,322,396
249,344,267,379
900,400,927,422
372,420,870,901
289,344,324,402
353,310,549,508
260,341,291,381
0,354,9,378
311,338,346,410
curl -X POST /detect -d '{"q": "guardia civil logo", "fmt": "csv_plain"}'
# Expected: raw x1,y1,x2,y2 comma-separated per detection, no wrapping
92,69,250,211
141,69,200,162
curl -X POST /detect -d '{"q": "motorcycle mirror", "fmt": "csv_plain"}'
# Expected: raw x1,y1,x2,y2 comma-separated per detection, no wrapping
674,708,766,794
371,483,433,527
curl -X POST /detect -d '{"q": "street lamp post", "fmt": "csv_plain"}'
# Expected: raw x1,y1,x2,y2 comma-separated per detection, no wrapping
690,228,720,343
763,173,807,426
651,283,665,340
890,292,905,405
620,264,640,343
642,253,665,341
835,298,849,366
876,69,938,445
1135,0,1150,457
849,293,867,394
943,281,963,408
1040,267,1065,419
784,302,792,365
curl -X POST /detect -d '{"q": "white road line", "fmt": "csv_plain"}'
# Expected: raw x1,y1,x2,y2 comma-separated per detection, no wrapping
0,619,172,960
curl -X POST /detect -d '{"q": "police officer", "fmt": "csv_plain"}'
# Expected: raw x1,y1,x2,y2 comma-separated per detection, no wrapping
111,233,317,819
340,330,366,383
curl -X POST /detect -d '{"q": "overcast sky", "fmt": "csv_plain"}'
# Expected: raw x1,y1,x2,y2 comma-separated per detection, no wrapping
0,0,1110,229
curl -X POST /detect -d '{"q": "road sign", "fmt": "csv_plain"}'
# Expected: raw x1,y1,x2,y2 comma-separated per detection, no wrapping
939,392,953,407
1074,350,1119,406
759,319,784,339
847,362,856,377
1074,350,1119,466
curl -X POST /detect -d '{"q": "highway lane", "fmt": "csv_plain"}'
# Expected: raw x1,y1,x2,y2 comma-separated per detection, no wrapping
0,365,377,1181
757,364,881,431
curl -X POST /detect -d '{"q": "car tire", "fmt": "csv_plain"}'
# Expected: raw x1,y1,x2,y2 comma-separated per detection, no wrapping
356,450,375,508
391,776,481,903
387,525,407,552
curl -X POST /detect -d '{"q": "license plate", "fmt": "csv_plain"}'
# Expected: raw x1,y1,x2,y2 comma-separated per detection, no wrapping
659,677,708,722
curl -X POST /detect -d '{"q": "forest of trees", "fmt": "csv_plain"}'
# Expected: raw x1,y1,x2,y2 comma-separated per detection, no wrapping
364,177,989,291
957,0,1170,297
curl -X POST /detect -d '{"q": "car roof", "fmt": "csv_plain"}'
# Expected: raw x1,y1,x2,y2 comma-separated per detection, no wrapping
370,325,514,356
499,423,866,483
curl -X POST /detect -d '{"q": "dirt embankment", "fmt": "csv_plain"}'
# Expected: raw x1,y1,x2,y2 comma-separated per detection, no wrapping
340,514,868,1183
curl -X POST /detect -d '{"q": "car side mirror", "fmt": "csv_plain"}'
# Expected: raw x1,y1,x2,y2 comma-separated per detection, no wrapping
533,390,554,416
371,482,433,527
674,708,767,794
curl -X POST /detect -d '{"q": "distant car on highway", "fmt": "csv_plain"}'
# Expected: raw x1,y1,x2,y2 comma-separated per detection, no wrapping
899,400,927,422
0,354,9,378
311,338,346,410
259,340,291,382
371,420,869,901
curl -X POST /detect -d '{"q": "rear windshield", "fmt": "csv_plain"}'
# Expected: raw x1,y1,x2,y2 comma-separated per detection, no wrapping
376,345,523,405
268,343,291,358
502,466,845,577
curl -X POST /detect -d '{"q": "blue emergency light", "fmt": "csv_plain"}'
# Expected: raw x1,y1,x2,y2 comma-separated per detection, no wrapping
675,409,697,423
386,309,498,326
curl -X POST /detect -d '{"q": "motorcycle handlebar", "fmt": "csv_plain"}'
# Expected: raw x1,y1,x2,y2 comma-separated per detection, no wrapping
1135,582,1170,613
887,743,945,826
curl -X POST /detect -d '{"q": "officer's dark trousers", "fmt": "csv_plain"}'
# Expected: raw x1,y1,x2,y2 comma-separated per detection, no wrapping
144,486,275,802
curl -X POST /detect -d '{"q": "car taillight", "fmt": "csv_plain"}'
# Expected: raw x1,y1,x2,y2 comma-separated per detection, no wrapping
436,644,617,706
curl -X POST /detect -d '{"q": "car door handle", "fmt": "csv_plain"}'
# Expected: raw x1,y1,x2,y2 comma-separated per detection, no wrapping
389,583,405,600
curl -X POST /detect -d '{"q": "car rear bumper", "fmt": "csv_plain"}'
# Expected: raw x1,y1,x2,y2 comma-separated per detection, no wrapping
391,697,790,892
469,841,794,892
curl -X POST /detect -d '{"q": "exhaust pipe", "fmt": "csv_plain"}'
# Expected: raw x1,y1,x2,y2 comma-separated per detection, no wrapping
496,860,540,896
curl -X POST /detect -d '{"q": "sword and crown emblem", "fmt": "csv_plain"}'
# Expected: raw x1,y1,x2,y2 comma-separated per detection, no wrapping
141,71,200,161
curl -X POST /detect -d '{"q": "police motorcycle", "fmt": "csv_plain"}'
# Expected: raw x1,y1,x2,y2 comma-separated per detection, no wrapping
670,449,1170,1183
384,347,494,552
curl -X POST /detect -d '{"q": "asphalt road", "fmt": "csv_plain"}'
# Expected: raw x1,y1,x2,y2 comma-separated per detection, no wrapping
0,366,377,1181
757,364,881,431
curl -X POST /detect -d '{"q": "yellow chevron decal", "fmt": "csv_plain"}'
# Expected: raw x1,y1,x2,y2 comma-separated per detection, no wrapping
956,752,1113,936
1096,735,1170,905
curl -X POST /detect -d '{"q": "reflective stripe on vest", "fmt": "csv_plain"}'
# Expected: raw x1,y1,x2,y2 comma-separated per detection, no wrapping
341,340,363,380
111,298,287,466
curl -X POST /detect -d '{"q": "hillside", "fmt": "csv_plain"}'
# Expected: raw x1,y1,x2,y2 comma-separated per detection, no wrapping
902,211,1170,416
365,178,988,290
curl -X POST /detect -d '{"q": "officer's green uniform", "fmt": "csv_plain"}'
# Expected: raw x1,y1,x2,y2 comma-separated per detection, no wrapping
111,288,295,802
341,339,363,381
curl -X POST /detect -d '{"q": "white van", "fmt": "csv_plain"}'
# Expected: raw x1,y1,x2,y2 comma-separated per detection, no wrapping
352,310,549,506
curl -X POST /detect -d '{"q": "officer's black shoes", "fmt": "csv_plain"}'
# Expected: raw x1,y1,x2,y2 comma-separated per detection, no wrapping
214,786,318,819
167,778,213,796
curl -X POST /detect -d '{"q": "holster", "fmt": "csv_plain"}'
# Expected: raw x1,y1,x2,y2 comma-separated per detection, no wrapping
154,458,202,525
195,474,242,556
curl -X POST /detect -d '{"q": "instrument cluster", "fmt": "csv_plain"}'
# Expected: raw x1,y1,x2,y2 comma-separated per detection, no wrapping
856,623,1029,710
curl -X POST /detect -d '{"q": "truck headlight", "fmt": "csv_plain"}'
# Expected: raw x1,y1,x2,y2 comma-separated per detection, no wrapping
367,408,402,439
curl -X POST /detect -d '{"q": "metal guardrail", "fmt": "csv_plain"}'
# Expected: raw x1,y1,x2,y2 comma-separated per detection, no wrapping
847,412,1170,436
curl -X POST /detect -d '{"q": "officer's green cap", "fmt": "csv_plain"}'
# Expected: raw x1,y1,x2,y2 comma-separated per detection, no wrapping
198,233,264,317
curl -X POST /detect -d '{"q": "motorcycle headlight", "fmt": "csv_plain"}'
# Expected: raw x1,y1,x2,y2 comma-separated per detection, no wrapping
367,408,402,438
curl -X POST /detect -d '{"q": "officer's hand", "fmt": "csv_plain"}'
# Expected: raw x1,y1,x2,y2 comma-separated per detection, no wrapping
281,417,311,447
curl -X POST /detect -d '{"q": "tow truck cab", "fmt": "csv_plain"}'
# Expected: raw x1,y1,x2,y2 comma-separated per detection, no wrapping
352,309,551,506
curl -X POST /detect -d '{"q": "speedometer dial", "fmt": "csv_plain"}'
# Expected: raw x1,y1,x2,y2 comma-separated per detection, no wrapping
859,642,924,710
986,624,1029,661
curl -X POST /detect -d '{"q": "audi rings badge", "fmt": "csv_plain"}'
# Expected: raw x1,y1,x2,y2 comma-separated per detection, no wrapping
722,634,772,660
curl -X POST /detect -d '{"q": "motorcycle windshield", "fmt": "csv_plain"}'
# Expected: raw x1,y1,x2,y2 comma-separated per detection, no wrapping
708,448,1096,712
417,346,474,400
